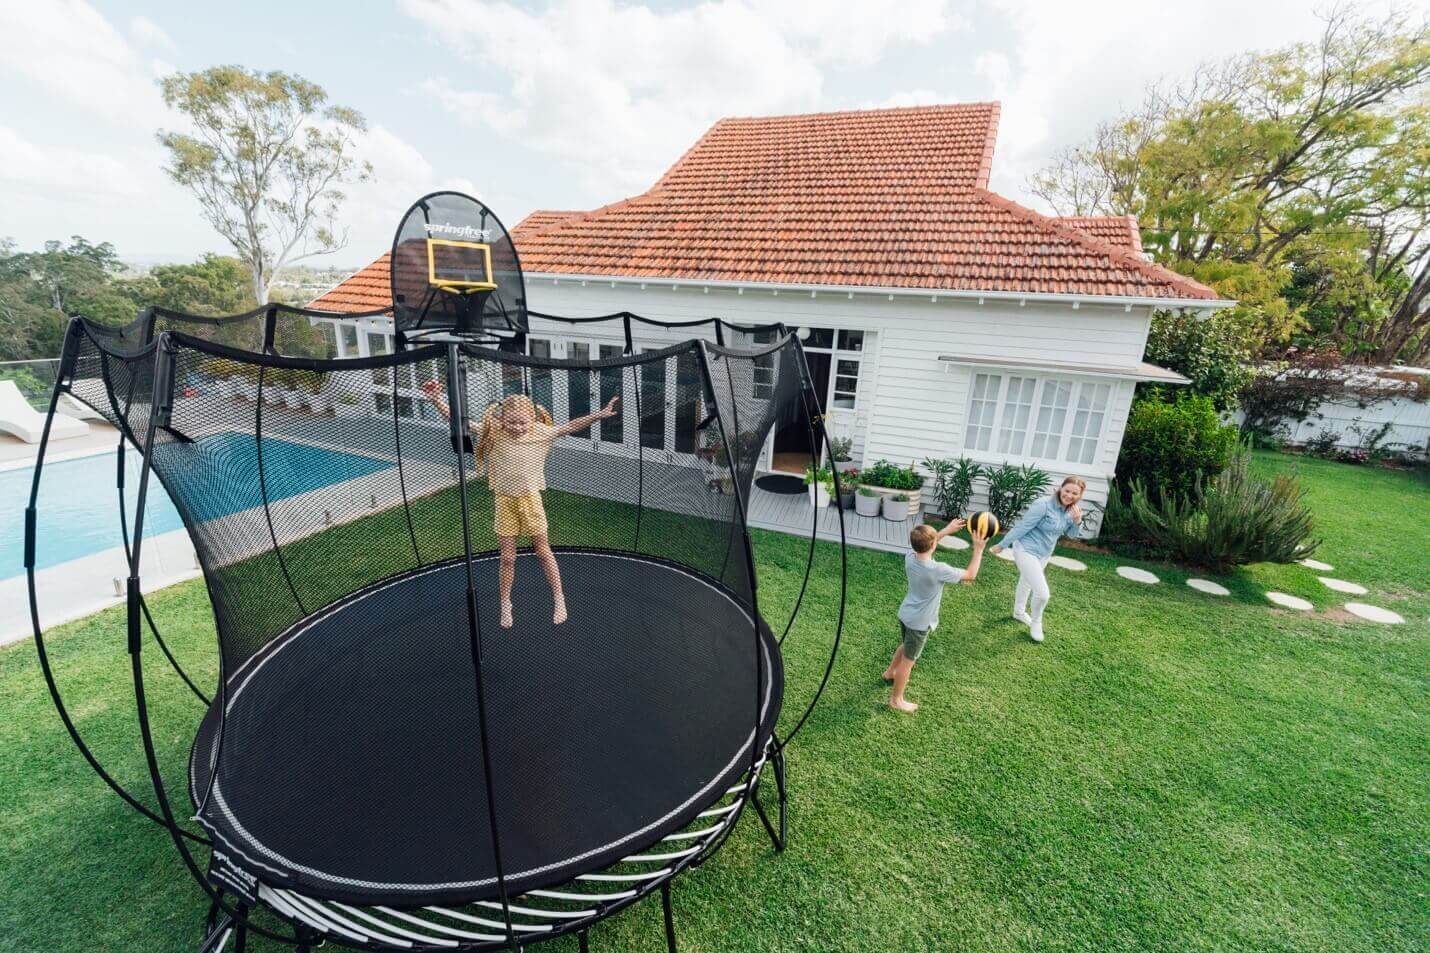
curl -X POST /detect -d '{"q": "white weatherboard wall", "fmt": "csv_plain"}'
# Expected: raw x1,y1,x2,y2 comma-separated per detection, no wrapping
527,278,1160,537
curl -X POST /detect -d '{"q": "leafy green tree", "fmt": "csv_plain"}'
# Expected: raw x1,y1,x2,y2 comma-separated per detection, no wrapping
157,66,372,305
1141,310,1254,412
1031,9,1430,362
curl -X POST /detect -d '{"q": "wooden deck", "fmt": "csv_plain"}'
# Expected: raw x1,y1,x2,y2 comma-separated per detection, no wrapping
747,483,913,554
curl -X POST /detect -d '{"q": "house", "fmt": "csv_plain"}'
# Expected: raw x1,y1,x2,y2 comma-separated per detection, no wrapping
311,103,1231,536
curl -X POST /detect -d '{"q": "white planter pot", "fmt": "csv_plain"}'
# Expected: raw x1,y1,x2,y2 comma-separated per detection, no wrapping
306,393,329,413
283,390,305,409
334,402,362,418
867,484,922,511
883,498,911,522
854,492,882,517
807,484,831,508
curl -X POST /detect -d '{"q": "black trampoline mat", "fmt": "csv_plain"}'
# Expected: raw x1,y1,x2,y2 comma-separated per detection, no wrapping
191,551,780,906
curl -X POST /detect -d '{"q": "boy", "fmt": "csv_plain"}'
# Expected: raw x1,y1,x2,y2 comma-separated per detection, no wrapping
883,519,985,712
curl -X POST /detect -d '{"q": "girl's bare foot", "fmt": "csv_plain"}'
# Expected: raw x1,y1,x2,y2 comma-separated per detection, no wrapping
890,697,919,713
552,598,567,625
500,601,514,629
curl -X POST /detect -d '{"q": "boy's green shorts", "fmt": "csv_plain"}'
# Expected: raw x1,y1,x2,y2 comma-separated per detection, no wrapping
900,622,930,661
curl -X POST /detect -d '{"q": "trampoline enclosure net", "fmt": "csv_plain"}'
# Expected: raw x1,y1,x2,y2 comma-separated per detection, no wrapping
61,308,808,904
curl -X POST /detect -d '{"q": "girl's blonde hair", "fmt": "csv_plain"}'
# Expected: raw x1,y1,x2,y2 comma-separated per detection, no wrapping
475,393,553,469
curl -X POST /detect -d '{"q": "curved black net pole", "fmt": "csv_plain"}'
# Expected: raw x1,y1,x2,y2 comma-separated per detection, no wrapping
26,322,210,837
776,373,824,648
632,360,646,554
125,337,296,947
446,345,518,948
390,367,423,567
113,440,211,705
774,340,847,750
694,341,766,862
254,364,308,617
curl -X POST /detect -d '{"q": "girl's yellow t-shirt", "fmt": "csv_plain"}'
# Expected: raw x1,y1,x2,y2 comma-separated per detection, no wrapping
485,421,556,496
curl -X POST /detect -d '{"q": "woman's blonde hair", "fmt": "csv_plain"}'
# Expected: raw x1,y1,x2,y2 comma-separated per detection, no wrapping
1057,475,1086,507
475,393,553,469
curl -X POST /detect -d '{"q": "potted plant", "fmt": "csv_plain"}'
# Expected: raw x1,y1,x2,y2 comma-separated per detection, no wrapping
854,484,882,517
836,467,858,509
859,459,924,511
828,436,857,473
921,456,984,520
883,492,911,522
805,463,833,508
334,391,362,418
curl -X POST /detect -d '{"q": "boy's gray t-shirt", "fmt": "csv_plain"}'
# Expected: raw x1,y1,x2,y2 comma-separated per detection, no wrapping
898,552,964,631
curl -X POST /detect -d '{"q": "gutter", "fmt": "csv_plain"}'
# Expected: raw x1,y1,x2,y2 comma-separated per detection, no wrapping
527,271,1237,313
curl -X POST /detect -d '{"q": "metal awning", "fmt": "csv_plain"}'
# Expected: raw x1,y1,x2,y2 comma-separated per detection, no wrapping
936,354,1190,384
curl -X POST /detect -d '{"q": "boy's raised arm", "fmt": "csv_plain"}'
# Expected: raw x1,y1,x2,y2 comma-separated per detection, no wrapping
959,532,986,583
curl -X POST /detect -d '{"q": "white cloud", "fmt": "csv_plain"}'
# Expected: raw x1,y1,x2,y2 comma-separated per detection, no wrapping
0,125,142,195
0,0,168,127
401,0,962,195
130,15,174,51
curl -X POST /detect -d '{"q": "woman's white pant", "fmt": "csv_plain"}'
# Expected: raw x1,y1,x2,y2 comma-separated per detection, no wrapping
1012,545,1051,637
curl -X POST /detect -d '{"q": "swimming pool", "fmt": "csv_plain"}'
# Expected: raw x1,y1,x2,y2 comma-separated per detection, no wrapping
1,434,392,579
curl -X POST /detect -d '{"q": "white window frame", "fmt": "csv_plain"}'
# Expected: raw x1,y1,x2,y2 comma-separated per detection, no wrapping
962,371,1114,472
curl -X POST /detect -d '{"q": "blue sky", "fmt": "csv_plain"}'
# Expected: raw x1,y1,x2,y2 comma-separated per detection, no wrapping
0,0,1386,269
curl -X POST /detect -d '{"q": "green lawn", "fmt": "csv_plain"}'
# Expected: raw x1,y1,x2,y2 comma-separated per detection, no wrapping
1,452,1425,951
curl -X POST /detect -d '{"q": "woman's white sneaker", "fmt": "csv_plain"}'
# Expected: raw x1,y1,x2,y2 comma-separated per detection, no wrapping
1029,626,1045,643
1013,610,1033,626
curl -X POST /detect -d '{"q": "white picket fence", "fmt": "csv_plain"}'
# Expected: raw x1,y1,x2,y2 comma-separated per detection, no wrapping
1238,365,1430,459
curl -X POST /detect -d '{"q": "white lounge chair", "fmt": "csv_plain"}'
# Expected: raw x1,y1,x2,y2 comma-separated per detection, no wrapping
57,392,107,422
0,380,88,444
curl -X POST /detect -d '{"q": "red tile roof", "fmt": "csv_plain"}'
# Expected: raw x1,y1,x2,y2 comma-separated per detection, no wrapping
1060,215,1142,253
311,103,1218,312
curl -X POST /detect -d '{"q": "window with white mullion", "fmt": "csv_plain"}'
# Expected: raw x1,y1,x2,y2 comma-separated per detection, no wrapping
1064,382,1111,465
1029,378,1073,460
963,372,1003,452
995,376,1035,455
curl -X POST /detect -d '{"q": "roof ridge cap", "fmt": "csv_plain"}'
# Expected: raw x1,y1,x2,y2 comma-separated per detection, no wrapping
975,102,1000,190
975,189,1219,300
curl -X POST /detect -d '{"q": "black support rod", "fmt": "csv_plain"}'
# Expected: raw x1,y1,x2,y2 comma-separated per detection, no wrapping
447,345,518,949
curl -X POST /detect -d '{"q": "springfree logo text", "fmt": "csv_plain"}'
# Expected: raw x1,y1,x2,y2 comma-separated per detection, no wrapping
426,223,495,241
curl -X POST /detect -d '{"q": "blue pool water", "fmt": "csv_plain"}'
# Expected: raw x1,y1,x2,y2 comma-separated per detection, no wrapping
1,434,391,579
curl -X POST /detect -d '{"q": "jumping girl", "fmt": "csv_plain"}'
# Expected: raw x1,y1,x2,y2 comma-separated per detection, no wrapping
992,476,1085,644
422,380,619,629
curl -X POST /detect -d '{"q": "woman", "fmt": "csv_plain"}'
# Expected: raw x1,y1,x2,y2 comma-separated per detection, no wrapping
992,476,1085,644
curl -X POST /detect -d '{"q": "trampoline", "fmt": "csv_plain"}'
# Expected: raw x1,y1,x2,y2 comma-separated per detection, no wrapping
191,551,782,907
27,193,846,953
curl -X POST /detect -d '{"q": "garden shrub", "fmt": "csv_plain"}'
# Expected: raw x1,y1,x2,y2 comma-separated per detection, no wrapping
921,456,983,518
1142,309,1254,413
1104,445,1318,571
1116,394,1239,501
861,459,923,491
983,462,1050,528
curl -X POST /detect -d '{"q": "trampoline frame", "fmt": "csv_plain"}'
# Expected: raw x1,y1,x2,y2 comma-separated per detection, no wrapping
27,307,847,952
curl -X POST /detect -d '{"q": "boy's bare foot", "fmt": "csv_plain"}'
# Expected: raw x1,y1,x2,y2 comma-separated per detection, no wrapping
881,668,895,682
500,601,514,629
890,697,919,713
553,599,567,625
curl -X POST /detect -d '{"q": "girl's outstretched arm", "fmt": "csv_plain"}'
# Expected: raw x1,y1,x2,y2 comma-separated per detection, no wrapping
420,379,483,434
554,394,620,437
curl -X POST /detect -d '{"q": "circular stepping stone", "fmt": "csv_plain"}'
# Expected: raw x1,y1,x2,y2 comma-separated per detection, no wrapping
938,535,969,551
1344,602,1404,625
1266,591,1313,611
1318,577,1367,595
994,547,1016,562
1186,578,1229,596
1048,555,1086,572
1298,558,1333,571
1116,566,1159,584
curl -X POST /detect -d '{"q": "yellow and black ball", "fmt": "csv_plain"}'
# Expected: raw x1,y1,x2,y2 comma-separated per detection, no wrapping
967,511,1000,541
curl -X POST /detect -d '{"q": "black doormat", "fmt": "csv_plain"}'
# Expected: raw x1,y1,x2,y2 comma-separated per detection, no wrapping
755,474,806,495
